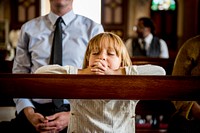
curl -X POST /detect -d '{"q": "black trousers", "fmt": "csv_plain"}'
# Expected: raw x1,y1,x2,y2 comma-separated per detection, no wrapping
0,101,70,133
168,114,200,133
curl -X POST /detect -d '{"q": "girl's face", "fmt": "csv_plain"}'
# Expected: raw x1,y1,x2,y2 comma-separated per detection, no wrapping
88,45,121,70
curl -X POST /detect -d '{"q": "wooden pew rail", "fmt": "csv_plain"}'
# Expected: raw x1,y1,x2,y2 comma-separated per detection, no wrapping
0,74,199,100
0,74,199,133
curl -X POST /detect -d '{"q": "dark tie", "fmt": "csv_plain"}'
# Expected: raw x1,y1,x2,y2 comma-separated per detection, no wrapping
51,17,63,109
50,17,63,65
142,39,146,56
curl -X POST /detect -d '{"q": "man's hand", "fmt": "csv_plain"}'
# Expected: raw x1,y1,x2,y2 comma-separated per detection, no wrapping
41,111,70,132
24,107,50,132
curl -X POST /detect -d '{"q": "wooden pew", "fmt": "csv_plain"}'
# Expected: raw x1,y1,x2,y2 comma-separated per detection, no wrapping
131,57,175,75
0,74,199,99
0,57,175,106
0,58,174,75
0,57,175,105
0,74,199,133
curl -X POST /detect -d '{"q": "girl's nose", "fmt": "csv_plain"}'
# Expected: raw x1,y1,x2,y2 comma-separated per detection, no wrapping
98,56,106,61
98,53,106,60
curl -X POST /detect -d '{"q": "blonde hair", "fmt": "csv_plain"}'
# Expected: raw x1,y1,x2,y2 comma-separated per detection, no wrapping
82,32,132,68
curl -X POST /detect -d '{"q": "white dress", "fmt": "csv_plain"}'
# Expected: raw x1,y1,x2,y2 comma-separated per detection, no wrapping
35,64,165,133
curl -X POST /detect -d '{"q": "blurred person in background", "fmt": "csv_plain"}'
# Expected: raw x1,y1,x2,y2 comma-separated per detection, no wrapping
125,17,169,58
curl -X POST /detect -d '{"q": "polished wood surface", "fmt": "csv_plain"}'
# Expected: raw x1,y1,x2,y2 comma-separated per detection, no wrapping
0,74,199,100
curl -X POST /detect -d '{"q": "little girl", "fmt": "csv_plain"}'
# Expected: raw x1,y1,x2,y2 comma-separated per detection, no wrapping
35,32,165,133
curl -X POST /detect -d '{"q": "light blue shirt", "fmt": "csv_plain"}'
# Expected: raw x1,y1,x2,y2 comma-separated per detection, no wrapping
12,10,104,113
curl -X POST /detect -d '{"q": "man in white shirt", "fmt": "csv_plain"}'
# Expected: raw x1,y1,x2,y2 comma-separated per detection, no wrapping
125,17,169,58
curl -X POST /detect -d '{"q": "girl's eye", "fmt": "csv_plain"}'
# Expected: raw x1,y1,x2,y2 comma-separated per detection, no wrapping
92,52,99,55
108,52,116,55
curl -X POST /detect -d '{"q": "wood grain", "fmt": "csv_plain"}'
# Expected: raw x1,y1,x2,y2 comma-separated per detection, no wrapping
0,74,199,100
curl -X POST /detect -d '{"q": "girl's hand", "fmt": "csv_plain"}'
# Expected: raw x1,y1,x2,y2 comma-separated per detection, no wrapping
79,59,125,75
91,59,118,75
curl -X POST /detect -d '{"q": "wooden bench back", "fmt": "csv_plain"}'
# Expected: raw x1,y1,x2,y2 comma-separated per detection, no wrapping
0,57,175,75
131,57,174,75
0,74,199,100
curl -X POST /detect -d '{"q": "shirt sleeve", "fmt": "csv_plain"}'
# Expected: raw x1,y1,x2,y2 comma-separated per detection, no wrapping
12,24,32,74
125,64,166,75
35,65,78,74
91,24,104,37
159,39,169,59
13,98,35,114
12,25,33,114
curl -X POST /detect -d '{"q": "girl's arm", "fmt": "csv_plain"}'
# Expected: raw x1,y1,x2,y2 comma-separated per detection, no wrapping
35,65,78,74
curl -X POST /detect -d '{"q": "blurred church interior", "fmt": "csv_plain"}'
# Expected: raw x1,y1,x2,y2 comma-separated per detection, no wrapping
0,0,199,61
0,0,200,132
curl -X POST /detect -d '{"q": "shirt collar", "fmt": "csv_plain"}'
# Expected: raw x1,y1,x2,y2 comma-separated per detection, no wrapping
48,10,76,26
138,33,153,49
144,33,153,45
